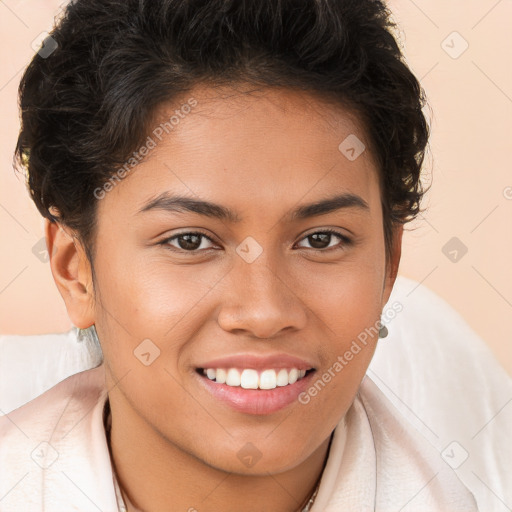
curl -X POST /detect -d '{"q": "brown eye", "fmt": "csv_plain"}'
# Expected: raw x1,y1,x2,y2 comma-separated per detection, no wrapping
296,230,351,251
162,232,216,252
307,233,332,249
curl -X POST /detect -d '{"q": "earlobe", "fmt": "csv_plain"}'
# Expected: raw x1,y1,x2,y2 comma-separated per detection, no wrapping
43,217,95,329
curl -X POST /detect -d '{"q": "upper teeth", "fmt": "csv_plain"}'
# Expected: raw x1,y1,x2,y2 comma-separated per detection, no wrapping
202,368,307,389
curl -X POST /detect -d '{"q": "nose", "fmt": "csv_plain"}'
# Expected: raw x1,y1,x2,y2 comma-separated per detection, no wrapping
216,255,308,339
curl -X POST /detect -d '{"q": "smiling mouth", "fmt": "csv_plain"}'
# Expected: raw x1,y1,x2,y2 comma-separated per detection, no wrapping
196,367,316,390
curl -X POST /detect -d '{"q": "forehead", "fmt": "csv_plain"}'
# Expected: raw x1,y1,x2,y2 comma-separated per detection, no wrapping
98,85,380,221
154,84,373,164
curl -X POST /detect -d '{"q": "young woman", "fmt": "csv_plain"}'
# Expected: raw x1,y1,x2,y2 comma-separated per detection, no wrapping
1,0,478,510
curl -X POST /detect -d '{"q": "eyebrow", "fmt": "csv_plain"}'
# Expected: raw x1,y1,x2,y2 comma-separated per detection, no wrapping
137,192,369,222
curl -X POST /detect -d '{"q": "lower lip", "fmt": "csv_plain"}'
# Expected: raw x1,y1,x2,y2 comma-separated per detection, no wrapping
195,370,316,415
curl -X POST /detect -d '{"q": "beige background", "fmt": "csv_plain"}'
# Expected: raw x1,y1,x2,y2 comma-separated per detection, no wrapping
1,0,511,375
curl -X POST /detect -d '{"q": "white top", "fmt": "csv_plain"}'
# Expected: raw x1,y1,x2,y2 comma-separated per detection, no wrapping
0,363,477,511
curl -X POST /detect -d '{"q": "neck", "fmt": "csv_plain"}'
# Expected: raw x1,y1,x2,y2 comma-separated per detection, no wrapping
106,396,333,512
120,460,323,512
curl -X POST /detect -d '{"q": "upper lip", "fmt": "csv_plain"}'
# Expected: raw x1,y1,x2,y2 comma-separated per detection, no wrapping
196,353,316,371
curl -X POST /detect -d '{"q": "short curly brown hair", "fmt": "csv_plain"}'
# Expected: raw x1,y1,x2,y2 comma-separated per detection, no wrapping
15,0,430,266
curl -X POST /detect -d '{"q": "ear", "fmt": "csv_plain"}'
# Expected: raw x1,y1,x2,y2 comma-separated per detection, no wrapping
381,224,403,308
44,217,95,329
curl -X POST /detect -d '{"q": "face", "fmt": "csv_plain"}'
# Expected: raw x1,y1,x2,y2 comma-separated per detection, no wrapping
49,84,401,476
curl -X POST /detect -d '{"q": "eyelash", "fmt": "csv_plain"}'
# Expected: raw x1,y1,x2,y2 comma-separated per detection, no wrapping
159,228,352,254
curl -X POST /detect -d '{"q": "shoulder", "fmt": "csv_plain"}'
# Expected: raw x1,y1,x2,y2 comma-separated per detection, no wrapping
0,363,106,437
0,365,118,512
359,376,479,511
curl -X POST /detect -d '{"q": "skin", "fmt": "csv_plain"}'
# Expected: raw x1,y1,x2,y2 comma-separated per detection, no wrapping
45,84,402,512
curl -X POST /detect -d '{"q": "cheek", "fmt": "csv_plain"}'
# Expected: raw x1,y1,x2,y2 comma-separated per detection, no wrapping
94,242,210,325
307,250,386,340
305,247,385,387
